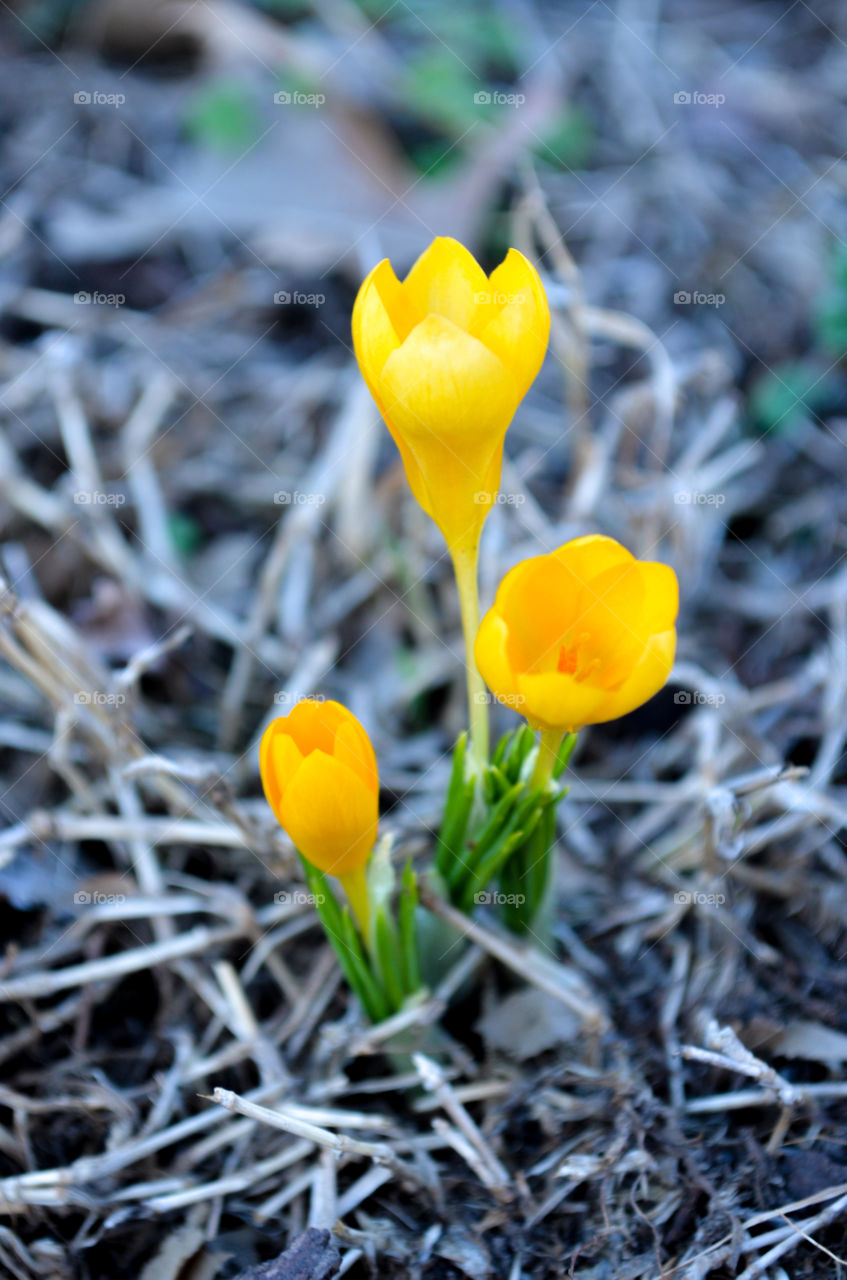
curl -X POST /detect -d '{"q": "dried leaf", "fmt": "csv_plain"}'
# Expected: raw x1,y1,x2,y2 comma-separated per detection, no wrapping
476,988,580,1061
231,1229,339,1280
772,1020,847,1064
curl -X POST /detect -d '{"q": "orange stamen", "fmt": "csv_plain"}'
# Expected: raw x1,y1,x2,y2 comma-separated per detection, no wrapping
557,643,577,675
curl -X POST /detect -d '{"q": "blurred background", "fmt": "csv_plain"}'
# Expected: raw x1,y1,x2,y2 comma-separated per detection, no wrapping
2,1,847,1277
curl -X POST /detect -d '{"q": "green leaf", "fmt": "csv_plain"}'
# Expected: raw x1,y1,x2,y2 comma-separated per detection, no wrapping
499,797,558,931
533,105,595,170
185,81,258,152
554,733,578,779
338,910,391,1023
507,724,537,780
398,862,421,994
748,361,840,437
814,245,847,358
436,733,476,880
460,785,548,910
300,857,388,1022
168,513,203,557
374,909,405,1011
459,806,539,913
402,50,480,136
447,781,523,895
483,764,510,804
490,728,514,771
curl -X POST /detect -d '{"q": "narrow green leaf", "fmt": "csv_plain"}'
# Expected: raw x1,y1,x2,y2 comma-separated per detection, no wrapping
482,765,501,804
490,728,513,770
459,791,546,912
517,800,557,930
501,724,534,783
435,733,475,880
300,855,389,1022
375,909,405,1011
338,910,391,1023
445,781,523,895
554,732,578,779
399,862,421,994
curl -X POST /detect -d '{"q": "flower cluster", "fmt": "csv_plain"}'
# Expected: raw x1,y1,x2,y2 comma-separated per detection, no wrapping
260,236,679,1017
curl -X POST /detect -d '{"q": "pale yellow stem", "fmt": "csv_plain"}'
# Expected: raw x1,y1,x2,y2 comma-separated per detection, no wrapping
451,545,489,769
530,726,565,792
339,863,370,941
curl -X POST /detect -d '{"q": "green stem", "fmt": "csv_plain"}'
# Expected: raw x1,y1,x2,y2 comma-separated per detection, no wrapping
530,726,565,792
451,545,489,770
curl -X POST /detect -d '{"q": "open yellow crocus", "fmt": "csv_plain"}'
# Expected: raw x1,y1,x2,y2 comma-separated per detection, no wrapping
260,699,378,934
475,535,678,781
352,237,550,766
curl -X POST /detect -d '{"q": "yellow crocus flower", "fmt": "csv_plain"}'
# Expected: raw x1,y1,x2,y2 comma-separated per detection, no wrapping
352,236,549,556
352,237,550,767
475,535,678,741
260,699,378,933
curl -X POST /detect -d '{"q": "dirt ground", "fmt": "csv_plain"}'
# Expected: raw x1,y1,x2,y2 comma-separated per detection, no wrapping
1,1,847,1277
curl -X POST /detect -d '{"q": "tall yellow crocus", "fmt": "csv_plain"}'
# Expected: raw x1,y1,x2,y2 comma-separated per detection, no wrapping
352,237,550,765
475,535,678,788
260,699,378,934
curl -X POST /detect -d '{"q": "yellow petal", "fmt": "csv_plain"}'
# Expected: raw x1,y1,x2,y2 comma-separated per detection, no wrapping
279,749,378,877
493,553,582,674
518,670,609,733
259,720,304,818
281,698,339,758
571,560,648,689
379,314,518,548
553,534,635,580
589,628,677,724
334,716,379,794
352,258,419,396
352,263,439,523
402,236,491,331
638,560,679,632
473,249,550,395
475,611,523,709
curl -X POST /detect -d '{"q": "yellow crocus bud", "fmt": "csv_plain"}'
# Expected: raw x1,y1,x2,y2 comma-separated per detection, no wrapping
352,236,550,556
260,699,378,933
475,535,679,734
